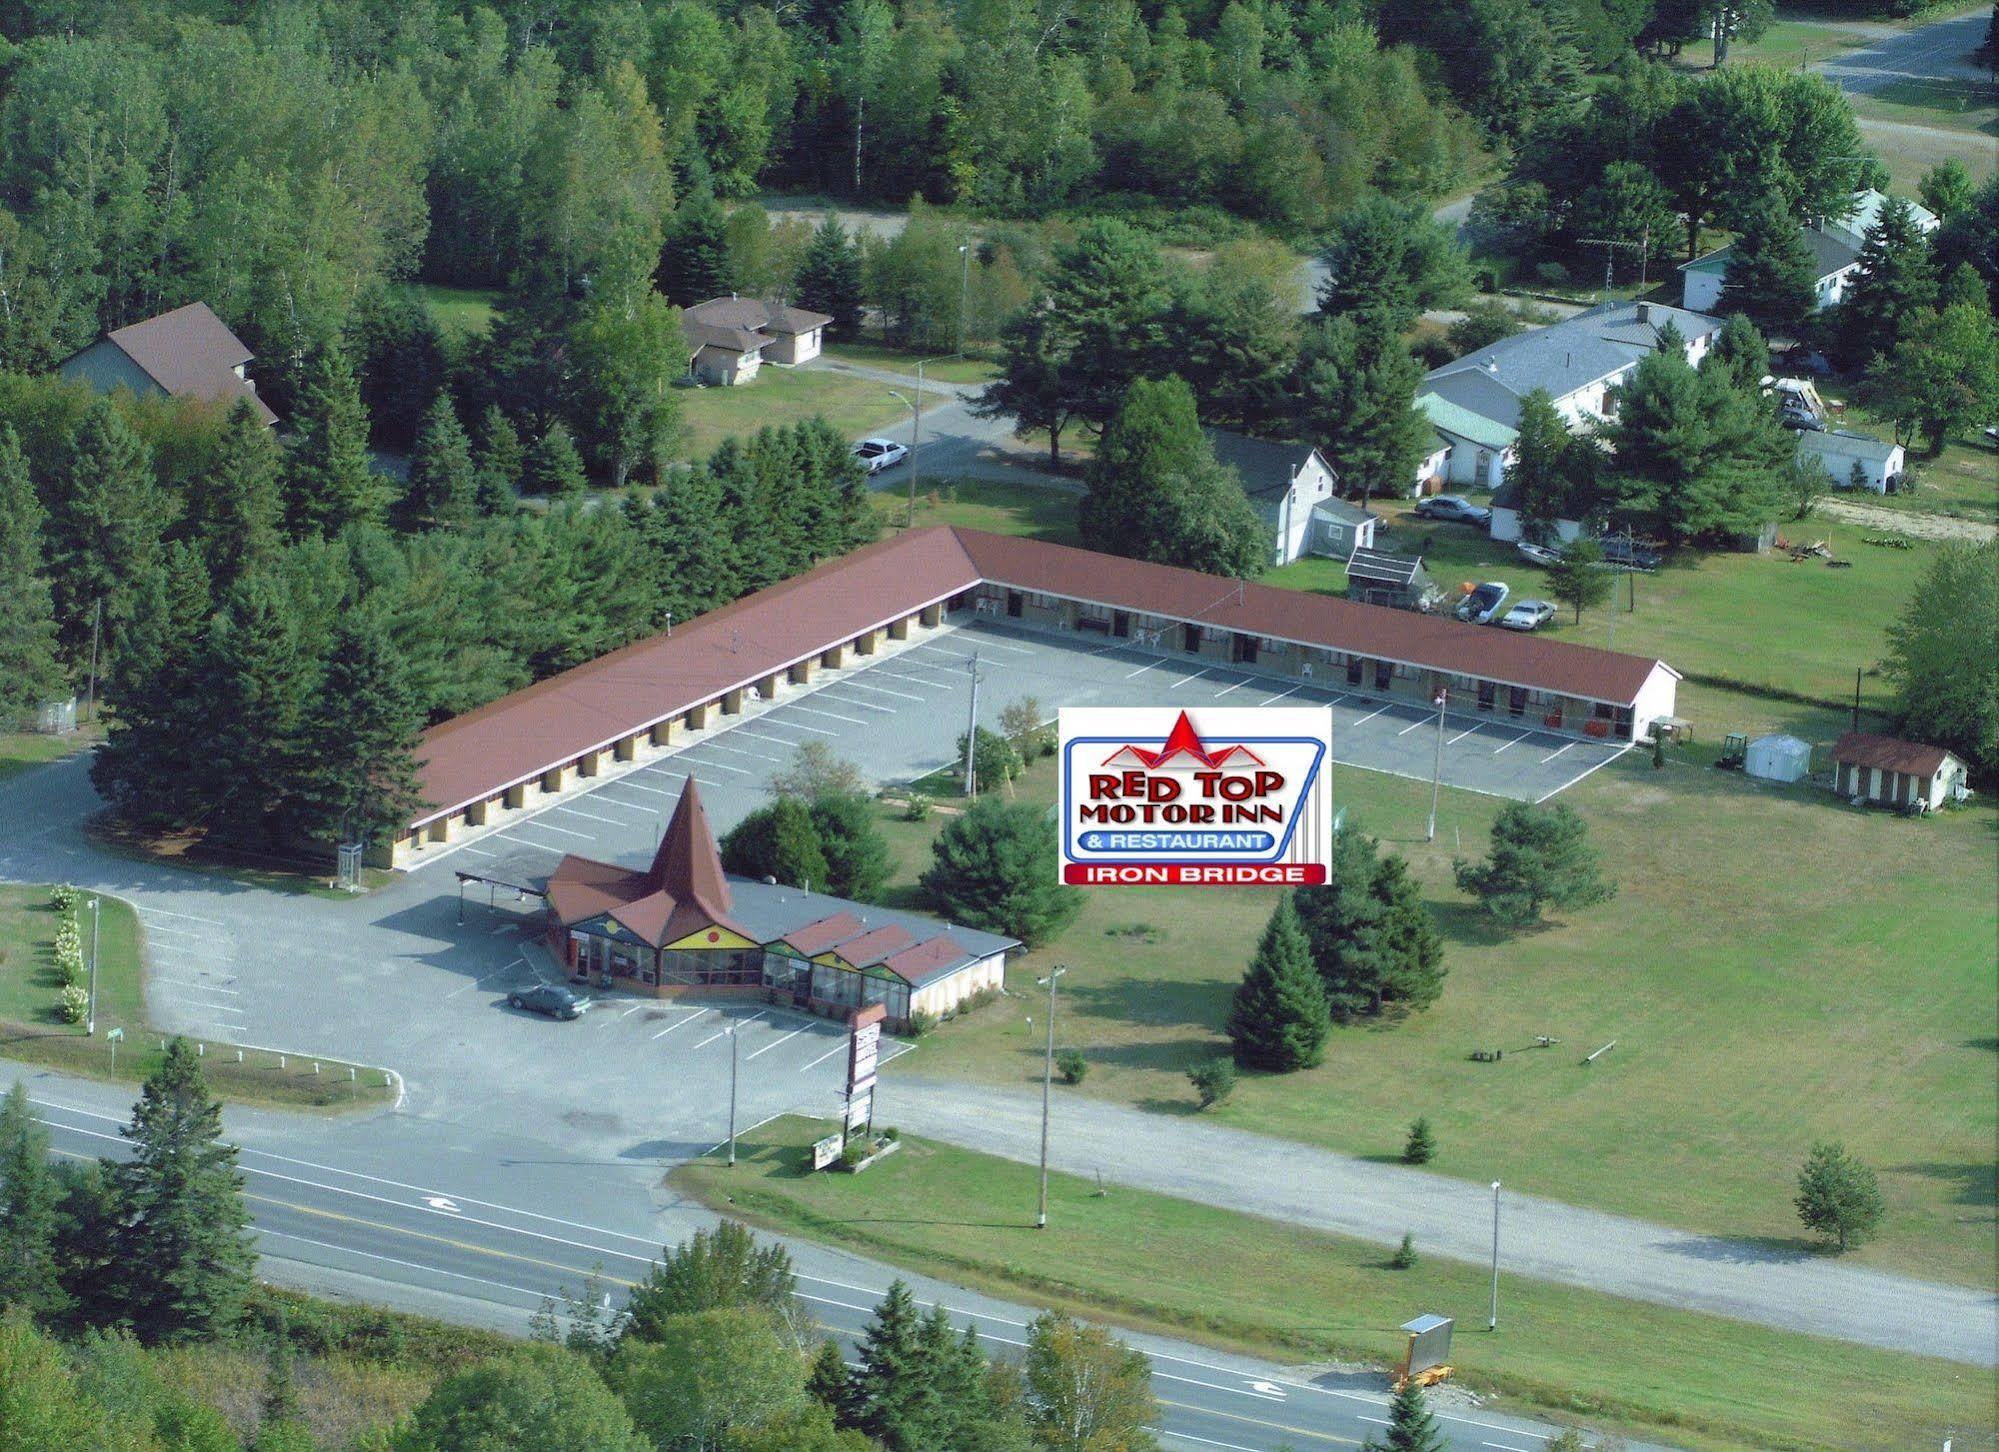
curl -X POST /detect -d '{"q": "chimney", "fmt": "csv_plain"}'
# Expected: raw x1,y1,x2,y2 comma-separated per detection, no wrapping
1484,358,1499,374
1636,302,1651,323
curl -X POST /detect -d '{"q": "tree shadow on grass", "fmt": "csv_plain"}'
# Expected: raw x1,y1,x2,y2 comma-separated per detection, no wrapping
1424,898,1528,950
1892,1161,1998,1211
1133,1096,1204,1117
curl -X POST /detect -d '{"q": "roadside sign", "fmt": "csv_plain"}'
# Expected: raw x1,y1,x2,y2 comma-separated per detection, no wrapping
845,1090,872,1130
847,1003,884,1098
812,1133,843,1171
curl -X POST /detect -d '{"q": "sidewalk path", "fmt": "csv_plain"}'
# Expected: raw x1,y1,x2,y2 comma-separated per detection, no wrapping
889,1075,1998,1367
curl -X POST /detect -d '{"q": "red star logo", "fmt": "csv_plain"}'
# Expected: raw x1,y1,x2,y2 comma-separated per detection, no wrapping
1101,711,1266,770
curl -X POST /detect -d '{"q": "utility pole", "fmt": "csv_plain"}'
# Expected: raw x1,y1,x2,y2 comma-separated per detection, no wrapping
1489,1180,1502,1331
1035,966,1066,1229
86,896,100,1037
957,243,973,353
887,388,919,527
727,1024,740,1167
85,599,102,725
962,651,982,797
1427,688,1448,841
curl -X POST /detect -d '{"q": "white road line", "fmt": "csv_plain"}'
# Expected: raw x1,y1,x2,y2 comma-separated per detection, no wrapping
693,1011,765,1049
139,921,199,937
153,976,239,994
137,906,225,926
837,679,925,703
1397,715,1429,736
650,1009,710,1040
1322,692,1348,705
785,705,868,726
938,635,1031,655
620,1004,644,1018
1449,725,1482,745
445,967,516,1000
872,669,954,691
459,844,499,858
1211,677,1250,697
746,1025,809,1060
158,986,243,1007
552,806,627,826
488,923,514,935
1482,1442,1535,1452
1541,742,1575,764
1534,744,1630,804
1352,704,1390,725
1151,1430,1261,1452
1493,730,1532,754
1168,668,1211,690
800,1040,849,1071
616,779,678,797
1122,658,1163,679
678,756,753,774
745,719,838,737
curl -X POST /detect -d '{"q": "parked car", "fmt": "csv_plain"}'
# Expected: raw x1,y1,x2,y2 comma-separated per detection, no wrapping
1455,581,1510,624
1781,409,1825,433
1516,540,1565,566
1496,599,1557,631
852,437,909,474
1414,494,1491,525
1597,536,1662,571
507,984,590,1020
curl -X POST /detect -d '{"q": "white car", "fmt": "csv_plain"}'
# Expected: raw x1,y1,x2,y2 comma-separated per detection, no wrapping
1455,581,1510,625
1496,599,1557,632
852,438,909,474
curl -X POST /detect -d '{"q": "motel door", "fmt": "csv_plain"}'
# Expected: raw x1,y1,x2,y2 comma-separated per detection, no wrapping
1006,590,1023,618
1347,657,1364,687
1183,623,1202,653
1112,611,1131,638
1233,634,1259,665
1477,681,1495,712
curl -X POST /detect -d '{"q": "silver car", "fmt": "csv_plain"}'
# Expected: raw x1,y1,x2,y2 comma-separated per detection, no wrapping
1496,600,1557,631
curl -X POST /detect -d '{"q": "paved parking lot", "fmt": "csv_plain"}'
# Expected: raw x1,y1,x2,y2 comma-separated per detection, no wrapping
421,619,1626,888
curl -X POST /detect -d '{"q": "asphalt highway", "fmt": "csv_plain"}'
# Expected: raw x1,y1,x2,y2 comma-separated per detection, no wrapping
20,1078,1637,1452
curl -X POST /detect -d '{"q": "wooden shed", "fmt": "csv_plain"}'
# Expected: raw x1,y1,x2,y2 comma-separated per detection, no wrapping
1831,732,1969,812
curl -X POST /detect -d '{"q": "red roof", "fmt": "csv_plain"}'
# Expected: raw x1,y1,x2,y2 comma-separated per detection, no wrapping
545,780,750,947
882,936,974,985
102,303,278,426
781,912,868,957
412,527,1675,828
828,924,917,969
1832,732,1954,777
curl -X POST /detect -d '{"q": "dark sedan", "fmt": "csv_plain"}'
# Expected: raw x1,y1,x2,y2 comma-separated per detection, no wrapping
507,984,591,1020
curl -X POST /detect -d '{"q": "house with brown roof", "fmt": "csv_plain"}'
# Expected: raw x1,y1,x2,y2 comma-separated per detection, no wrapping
544,779,1012,1024
1831,733,1969,812
682,296,834,386
58,301,278,426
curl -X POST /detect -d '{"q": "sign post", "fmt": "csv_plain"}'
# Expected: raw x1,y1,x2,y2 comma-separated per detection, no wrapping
843,1004,885,1149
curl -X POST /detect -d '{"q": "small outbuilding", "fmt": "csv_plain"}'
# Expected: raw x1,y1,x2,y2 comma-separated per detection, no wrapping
1831,732,1970,812
1345,548,1435,611
1744,733,1812,783
1796,429,1905,493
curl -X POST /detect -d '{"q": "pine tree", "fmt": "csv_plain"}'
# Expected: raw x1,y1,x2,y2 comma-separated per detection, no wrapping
46,399,172,661
1795,1141,1886,1251
808,792,892,903
1708,313,1771,393
1718,193,1820,333
1228,896,1332,1072
1837,197,1938,367
1454,802,1617,928
794,219,865,335
805,1338,852,1417
90,545,215,828
920,797,1081,947
1402,1117,1435,1165
286,342,384,537
1296,312,1430,505
187,400,282,592
297,613,425,848
111,1038,256,1342
1547,537,1613,623
1505,390,1587,539
1295,835,1448,1022
474,404,525,515
526,421,588,497
400,391,478,530
657,191,734,305
198,570,316,842
621,1220,798,1346
847,1280,947,1448
1364,1379,1446,1452
0,1082,67,1319
0,426,64,729
1389,1232,1417,1269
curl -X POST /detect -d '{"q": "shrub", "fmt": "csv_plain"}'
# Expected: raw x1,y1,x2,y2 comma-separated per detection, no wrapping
1188,1058,1236,1109
1056,1048,1087,1085
879,1127,898,1142
50,885,77,912
901,795,932,822
906,1011,938,1038
57,984,88,1022
841,1140,870,1169
1403,1118,1435,1164
1390,1232,1417,1270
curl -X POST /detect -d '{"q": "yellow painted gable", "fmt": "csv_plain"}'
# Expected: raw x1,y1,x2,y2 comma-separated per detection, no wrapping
663,924,759,951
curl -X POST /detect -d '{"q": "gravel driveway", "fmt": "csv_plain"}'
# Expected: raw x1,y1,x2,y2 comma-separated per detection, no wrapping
1815,496,1997,543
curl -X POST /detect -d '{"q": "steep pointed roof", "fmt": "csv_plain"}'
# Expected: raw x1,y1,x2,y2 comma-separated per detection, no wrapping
546,779,749,947
649,778,733,916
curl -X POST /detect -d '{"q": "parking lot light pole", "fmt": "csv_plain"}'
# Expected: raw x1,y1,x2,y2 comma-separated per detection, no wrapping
1427,689,1448,842
1489,1179,1502,1330
86,897,100,1036
886,388,919,527
1035,966,1066,1229
727,1025,740,1167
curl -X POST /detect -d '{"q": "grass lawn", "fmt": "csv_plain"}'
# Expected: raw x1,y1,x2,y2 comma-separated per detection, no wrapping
677,367,949,461
1828,406,1999,526
411,283,501,341
0,884,394,1110
1857,111,1998,191
877,732,1997,1289
1669,18,1877,71
0,728,95,784
675,1118,1993,1452
85,817,396,900
822,342,999,386
1852,74,1999,137
870,477,1082,543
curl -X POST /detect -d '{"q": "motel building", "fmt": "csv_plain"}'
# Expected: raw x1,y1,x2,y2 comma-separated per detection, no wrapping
395,526,1680,865
543,779,1012,1027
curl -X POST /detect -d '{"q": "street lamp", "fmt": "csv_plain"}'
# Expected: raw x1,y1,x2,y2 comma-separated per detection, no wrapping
1427,689,1448,842
1034,966,1067,1229
956,243,972,353
1489,1180,1502,1331
886,387,920,528
727,1024,740,1167
86,897,100,1037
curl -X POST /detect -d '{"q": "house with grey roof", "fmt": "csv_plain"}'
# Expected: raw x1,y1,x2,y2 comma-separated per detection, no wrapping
58,301,277,426
1796,428,1905,493
1205,429,1375,566
1679,189,1938,317
682,295,834,386
1414,299,1723,497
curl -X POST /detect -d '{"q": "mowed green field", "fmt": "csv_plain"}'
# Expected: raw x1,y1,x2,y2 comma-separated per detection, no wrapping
678,366,947,461
880,727,1998,1289
676,1119,1995,1452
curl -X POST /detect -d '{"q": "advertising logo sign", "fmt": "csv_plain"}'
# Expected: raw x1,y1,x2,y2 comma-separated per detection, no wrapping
847,1003,884,1096
1059,707,1333,886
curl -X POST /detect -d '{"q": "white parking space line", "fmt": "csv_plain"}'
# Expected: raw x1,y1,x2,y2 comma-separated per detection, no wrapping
744,718,838,737
1262,684,1302,703
1397,715,1430,736
1211,677,1250,697
785,705,869,726
616,779,678,797
937,635,1031,655
746,1025,810,1060
799,1040,850,1072
1493,731,1532,754
1449,725,1482,745
553,806,628,826
693,1011,765,1049
137,906,225,926
620,1003,644,1018
445,965,519,1000
655,771,725,789
1122,658,1163,679
873,667,955,690
1541,742,1575,764
138,919,199,937
1168,668,1211,690
1349,704,1389,725
650,1009,710,1039
699,742,785,763
678,755,753,774
505,820,592,841
814,691,896,714
459,844,499,858
574,795,655,816
155,979,241,1000
837,679,925,703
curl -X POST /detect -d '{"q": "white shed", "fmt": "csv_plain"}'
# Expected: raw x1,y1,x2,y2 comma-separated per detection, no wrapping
1796,429,1905,493
1744,733,1812,783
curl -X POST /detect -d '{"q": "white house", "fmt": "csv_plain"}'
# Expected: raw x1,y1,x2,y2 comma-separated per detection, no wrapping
1832,732,1969,811
682,296,834,386
1205,430,1373,566
1415,300,1723,494
1488,483,1587,545
1678,189,1939,316
1796,429,1905,493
